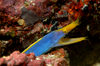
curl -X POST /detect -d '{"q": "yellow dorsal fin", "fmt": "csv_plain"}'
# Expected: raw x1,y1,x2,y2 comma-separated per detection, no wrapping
22,38,42,53
57,18,79,33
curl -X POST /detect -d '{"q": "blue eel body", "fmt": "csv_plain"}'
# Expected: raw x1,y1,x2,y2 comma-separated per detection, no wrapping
25,31,65,56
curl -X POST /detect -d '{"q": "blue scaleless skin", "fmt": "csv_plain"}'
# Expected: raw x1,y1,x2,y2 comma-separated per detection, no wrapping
24,31,65,56
22,19,86,56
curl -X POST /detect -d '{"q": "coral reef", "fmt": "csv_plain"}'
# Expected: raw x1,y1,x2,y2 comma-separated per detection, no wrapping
0,0,99,66
0,48,69,66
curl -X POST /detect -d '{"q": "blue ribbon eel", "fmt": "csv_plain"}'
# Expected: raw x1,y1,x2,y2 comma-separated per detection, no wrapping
22,19,86,56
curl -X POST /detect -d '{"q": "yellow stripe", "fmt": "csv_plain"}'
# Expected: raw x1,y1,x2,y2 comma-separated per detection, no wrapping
22,38,42,53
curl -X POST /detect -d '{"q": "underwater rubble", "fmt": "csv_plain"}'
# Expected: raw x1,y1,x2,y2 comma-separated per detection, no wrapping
0,0,100,66
0,48,69,66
